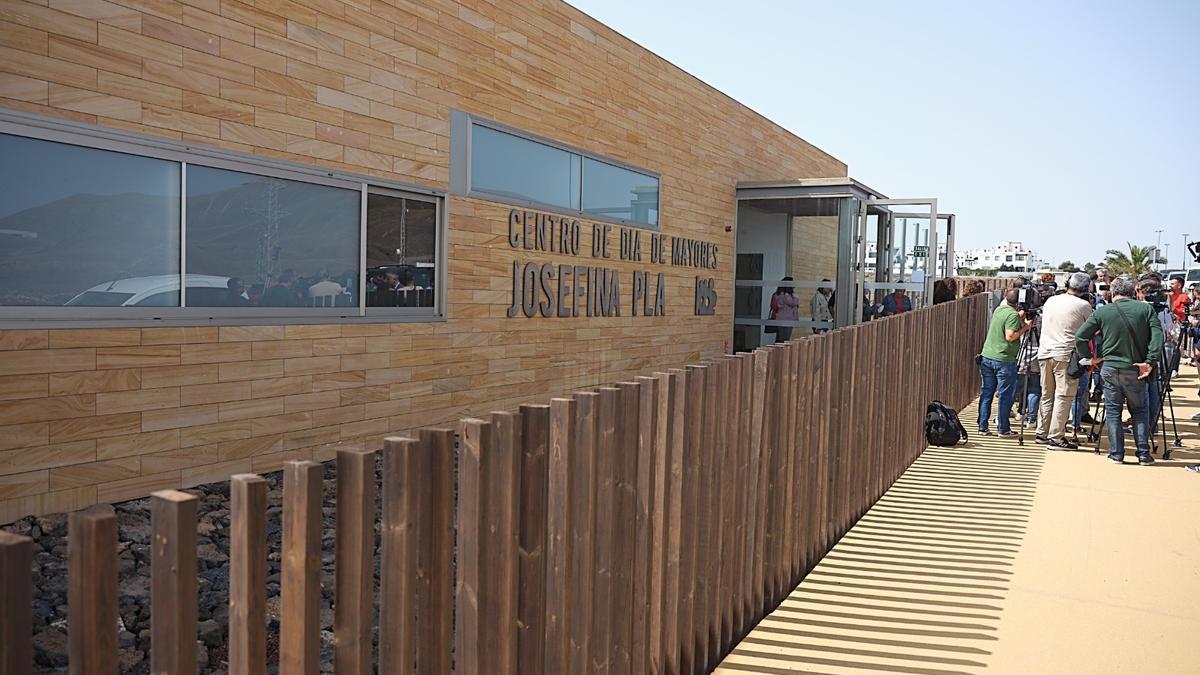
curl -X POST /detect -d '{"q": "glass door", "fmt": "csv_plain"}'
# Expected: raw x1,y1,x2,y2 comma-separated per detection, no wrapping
856,198,939,320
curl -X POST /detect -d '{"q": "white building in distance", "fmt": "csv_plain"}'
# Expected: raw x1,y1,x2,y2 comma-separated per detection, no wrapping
954,241,1046,272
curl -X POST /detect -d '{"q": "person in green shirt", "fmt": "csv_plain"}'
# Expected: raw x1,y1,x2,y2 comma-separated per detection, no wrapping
977,289,1036,436
1074,276,1164,465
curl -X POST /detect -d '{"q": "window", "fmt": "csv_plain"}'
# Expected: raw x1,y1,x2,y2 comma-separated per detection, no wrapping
185,166,360,309
365,191,438,308
470,125,580,211
0,112,444,326
582,158,659,226
0,134,180,306
454,111,660,228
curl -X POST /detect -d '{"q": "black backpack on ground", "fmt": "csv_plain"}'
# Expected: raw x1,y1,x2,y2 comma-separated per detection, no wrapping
925,400,968,447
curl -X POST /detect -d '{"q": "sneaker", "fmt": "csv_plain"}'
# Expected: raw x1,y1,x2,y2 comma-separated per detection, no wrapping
1080,413,1096,425
1185,465,1200,473
1035,434,1048,443
1108,455,1124,465
1138,455,1155,466
979,429,994,436
996,430,1019,438
1047,438,1078,450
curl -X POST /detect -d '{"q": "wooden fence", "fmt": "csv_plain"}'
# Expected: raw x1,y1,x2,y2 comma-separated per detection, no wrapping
0,294,988,674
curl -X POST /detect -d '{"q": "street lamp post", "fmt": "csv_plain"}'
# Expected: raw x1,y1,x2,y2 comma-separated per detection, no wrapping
1155,229,1163,271
1184,234,1191,269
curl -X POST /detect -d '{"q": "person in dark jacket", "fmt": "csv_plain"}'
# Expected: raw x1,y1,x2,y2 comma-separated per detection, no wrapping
261,269,301,307
933,278,958,304
1075,277,1164,465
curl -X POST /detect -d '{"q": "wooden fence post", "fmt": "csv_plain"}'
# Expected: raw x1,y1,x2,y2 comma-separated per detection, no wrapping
591,388,618,673
567,393,597,675
229,474,267,675
280,460,323,675
417,428,455,675
516,405,550,674
335,448,377,675
680,364,706,674
661,370,685,674
486,411,522,675
381,437,419,675
545,398,576,675
0,531,32,675
632,376,657,675
613,381,641,674
68,505,117,675
150,489,199,674
457,418,487,675
646,373,670,675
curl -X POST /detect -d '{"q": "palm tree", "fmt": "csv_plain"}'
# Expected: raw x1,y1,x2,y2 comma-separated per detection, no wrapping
1103,243,1165,277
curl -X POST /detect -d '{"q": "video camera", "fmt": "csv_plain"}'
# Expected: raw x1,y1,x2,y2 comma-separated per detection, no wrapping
1014,280,1043,319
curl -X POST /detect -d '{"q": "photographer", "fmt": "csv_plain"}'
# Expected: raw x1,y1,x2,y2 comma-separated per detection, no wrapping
1075,277,1164,465
1035,272,1093,449
977,288,1036,437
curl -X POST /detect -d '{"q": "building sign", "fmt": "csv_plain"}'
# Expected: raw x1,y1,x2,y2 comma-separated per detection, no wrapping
504,209,719,318
912,245,928,258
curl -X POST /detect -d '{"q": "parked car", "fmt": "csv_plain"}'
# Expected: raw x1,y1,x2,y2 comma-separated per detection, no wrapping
65,275,233,307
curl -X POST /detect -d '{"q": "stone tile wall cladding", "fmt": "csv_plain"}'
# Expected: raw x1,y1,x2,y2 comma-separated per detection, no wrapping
0,0,846,522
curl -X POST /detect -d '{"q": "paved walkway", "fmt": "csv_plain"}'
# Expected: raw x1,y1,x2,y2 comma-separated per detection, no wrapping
717,373,1200,674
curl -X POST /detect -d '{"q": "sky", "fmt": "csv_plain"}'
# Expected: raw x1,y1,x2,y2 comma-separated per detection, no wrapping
568,0,1200,270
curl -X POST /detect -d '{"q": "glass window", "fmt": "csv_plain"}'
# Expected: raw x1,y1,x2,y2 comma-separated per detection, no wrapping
470,124,581,210
581,157,659,226
366,193,437,309
185,165,360,309
0,134,181,306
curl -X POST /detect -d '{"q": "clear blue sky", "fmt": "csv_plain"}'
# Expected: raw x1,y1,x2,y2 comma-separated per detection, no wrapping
569,0,1200,269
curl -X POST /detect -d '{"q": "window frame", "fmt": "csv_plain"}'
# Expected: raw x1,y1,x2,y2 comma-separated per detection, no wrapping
450,109,661,230
0,109,446,328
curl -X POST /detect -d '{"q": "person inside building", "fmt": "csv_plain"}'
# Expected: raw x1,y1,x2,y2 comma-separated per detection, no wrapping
769,277,799,341
308,270,346,305
978,288,1036,437
1035,272,1094,450
880,287,912,316
261,269,301,307
1075,276,1163,465
223,277,250,307
809,279,833,334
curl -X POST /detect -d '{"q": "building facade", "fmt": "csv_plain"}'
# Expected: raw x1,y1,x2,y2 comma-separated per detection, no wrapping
954,241,1044,272
0,0,850,520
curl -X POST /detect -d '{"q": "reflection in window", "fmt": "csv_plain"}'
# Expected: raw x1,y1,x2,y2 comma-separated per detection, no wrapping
0,134,180,306
366,193,437,308
470,125,581,211
185,166,360,308
581,157,658,226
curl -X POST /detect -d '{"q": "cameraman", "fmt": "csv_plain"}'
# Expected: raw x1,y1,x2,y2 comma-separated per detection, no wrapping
1035,272,1093,449
1136,274,1179,440
1075,277,1164,465
978,288,1036,437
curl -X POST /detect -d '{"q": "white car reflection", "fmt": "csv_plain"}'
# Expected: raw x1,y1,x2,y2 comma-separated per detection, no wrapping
65,274,232,307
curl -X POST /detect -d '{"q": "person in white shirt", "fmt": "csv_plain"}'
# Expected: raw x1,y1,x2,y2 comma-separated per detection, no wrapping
308,271,345,303
1035,272,1094,449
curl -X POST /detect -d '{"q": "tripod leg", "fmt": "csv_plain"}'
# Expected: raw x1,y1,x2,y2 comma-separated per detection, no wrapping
1090,380,1105,454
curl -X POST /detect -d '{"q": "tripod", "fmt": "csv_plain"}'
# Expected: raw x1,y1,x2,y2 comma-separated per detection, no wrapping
1016,323,1040,446
1086,354,1181,458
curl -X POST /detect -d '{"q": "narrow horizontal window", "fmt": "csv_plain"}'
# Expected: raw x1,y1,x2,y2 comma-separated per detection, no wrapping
0,134,180,307
582,157,659,227
470,124,581,211
185,165,361,310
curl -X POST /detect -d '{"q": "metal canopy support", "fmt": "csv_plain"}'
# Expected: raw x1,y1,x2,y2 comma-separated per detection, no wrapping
834,197,858,328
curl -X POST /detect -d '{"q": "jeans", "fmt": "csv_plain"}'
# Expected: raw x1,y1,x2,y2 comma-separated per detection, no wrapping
776,326,793,342
1017,372,1040,424
978,357,1018,433
1100,366,1151,461
1072,370,1092,426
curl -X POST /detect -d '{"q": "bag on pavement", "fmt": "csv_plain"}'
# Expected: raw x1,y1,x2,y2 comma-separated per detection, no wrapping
925,400,968,447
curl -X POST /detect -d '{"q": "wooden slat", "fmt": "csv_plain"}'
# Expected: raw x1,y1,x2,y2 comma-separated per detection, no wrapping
660,370,684,674
0,531,32,675
697,361,718,670
334,448,376,674
68,505,117,675
545,397,576,675
228,474,267,675
745,350,767,624
381,436,420,675
150,489,199,674
417,428,455,675
483,412,521,675
591,388,618,673
516,405,549,675
632,376,657,675
611,381,639,675
716,358,735,657
679,364,705,674
567,394,596,675
280,459,322,675
734,354,752,638
457,418,487,675
646,374,670,675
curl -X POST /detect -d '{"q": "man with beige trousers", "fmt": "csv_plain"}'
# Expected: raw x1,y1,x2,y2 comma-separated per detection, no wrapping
1036,272,1095,449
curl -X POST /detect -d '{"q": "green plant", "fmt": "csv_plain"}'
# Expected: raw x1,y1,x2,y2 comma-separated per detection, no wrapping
1103,243,1165,277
